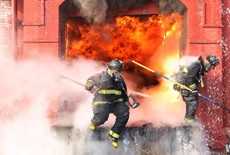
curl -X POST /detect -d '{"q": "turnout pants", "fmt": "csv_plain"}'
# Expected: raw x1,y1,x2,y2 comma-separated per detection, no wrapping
181,89,198,120
91,101,129,134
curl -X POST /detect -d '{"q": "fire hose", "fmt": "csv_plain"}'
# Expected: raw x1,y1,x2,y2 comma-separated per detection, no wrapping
60,75,142,109
131,60,230,113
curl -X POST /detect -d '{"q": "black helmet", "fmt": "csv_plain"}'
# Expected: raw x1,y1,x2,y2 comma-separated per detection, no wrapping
107,59,123,72
206,55,219,66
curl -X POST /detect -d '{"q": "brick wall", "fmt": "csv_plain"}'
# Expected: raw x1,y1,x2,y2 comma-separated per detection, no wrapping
0,0,11,57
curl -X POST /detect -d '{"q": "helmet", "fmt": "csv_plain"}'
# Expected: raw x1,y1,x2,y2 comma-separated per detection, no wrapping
206,55,219,66
107,59,123,72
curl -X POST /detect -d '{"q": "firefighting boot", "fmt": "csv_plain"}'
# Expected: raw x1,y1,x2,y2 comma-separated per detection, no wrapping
88,122,100,141
184,117,195,127
108,130,120,148
89,122,96,131
184,118,194,124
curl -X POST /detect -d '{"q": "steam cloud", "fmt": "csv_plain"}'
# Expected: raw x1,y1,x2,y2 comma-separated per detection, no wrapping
0,54,102,155
0,53,211,154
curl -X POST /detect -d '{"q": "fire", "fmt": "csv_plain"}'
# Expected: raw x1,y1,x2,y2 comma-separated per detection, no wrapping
65,13,184,126
163,54,180,76
65,13,182,75
65,14,184,125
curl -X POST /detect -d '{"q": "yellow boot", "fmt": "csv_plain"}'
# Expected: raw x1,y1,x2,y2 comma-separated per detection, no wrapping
89,123,96,131
111,140,118,148
184,118,195,125
108,130,120,149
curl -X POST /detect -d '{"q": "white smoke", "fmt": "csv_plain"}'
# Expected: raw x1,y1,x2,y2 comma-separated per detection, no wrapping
0,53,211,154
73,0,108,23
0,54,104,155
179,56,200,67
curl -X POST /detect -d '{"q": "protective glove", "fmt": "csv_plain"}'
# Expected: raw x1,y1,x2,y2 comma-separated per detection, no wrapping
128,95,140,109
173,84,181,91
89,87,98,94
85,80,97,94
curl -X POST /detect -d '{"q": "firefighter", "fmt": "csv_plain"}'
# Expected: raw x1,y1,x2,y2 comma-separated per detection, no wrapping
173,55,219,123
85,59,130,148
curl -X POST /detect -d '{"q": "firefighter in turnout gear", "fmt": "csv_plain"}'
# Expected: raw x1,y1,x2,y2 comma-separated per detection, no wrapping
85,59,130,148
173,55,219,123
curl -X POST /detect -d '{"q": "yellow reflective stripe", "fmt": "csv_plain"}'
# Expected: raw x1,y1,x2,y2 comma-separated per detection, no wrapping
98,89,122,95
114,98,124,102
109,130,120,139
93,101,108,106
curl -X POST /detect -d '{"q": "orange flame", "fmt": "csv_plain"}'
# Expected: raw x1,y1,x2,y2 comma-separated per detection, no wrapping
65,13,182,75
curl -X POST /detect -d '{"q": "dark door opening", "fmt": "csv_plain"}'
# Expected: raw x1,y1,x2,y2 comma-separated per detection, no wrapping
58,0,187,88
